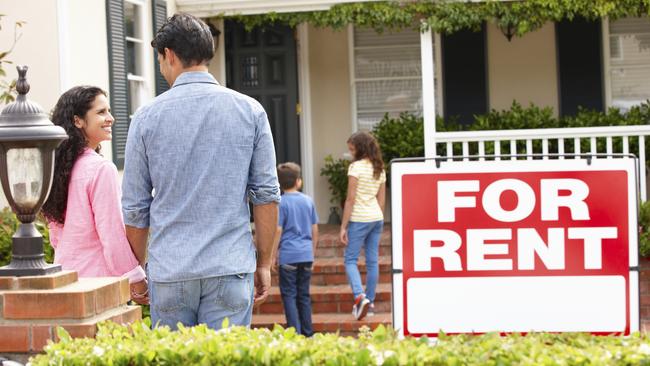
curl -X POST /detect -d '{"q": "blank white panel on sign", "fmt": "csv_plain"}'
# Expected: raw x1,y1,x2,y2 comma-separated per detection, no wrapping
407,276,626,334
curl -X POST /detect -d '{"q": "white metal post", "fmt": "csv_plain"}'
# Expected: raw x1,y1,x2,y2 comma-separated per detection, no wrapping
421,28,436,158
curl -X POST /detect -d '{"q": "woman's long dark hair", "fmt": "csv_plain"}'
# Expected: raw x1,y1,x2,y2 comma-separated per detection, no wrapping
42,86,106,224
347,131,384,180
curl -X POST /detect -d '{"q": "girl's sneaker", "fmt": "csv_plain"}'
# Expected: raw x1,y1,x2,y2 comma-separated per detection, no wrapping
352,294,370,320
367,303,375,317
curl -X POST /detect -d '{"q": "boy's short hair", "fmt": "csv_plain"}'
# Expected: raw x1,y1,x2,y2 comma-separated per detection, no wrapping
278,162,301,190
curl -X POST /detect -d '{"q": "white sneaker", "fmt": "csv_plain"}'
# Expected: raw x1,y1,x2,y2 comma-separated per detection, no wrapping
353,294,370,320
367,303,375,317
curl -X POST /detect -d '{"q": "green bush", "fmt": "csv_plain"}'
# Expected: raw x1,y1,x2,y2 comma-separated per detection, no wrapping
639,200,650,258
31,321,650,366
0,208,53,267
320,155,351,207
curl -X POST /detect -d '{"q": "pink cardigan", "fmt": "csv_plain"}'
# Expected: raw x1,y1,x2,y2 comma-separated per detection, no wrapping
48,149,145,284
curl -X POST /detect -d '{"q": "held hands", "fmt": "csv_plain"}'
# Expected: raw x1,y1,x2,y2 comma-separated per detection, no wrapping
254,265,271,307
130,279,149,305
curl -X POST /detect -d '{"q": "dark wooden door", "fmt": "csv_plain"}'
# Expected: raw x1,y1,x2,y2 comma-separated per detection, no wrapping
225,20,301,165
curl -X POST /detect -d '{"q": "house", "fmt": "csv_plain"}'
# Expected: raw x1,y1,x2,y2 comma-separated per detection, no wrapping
2,0,650,221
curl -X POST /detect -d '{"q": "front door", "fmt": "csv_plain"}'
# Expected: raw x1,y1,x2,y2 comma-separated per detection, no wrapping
225,20,301,165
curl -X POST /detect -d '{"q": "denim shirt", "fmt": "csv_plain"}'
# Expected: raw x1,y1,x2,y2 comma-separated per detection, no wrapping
122,71,280,282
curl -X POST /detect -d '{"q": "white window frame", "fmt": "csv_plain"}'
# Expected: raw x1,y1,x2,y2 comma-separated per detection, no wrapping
348,25,443,132
125,0,154,118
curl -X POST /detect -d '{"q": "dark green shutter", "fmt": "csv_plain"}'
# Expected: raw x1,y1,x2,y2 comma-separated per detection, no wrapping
106,0,130,169
153,0,169,95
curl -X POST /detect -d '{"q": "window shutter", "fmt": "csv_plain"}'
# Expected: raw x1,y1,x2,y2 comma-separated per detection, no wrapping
153,0,169,96
106,0,130,169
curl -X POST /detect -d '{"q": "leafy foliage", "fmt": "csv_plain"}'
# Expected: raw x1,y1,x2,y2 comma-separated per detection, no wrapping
31,321,650,365
0,208,53,266
0,14,24,104
320,155,350,206
219,0,650,37
640,200,650,258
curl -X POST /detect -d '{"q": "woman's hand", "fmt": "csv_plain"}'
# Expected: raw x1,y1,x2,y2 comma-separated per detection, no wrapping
130,279,149,305
339,228,348,245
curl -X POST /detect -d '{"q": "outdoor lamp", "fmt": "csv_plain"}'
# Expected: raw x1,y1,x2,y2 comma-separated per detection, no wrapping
0,66,68,276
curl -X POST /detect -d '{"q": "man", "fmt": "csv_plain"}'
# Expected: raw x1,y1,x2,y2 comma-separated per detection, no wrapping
122,13,280,330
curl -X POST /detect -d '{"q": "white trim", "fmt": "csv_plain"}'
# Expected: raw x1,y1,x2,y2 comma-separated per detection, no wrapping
348,24,358,132
602,17,613,108
218,19,227,86
125,0,146,5
177,0,376,17
421,29,436,158
126,36,144,43
127,74,147,82
434,32,444,117
297,23,315,198
57,0,70,93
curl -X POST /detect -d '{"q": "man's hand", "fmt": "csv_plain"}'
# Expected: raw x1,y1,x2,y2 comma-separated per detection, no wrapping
254,265,271,306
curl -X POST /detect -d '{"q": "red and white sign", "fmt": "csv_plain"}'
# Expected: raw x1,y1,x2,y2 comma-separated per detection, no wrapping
391,158,640,337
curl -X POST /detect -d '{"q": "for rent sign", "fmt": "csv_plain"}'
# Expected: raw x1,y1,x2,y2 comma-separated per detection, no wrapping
391,158,640,337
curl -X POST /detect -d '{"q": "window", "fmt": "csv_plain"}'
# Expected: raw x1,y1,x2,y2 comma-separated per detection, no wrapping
608,17,650,111
351,27,424,131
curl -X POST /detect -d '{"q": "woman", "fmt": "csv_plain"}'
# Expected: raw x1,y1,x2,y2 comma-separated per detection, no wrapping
339,131,386,321
42,86,148,304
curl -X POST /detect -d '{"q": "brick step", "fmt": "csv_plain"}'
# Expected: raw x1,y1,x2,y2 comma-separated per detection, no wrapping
314,225,391,258
252,312,391,336
272,257,392,286
255,283,392,315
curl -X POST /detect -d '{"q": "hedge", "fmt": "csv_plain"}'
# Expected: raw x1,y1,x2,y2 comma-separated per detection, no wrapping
0,208,53,267
30,321,650,366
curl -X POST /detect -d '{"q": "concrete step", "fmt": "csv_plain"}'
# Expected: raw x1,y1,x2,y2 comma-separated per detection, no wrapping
255,283,392,315
252,312,391,336
272,257,392,286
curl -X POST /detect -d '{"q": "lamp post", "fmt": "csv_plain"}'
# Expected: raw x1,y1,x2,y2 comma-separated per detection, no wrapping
0,66,68,276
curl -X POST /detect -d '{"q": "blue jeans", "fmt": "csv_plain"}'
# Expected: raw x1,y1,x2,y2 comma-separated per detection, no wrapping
345,221,383,302
279,262,313,336
149,273,254,330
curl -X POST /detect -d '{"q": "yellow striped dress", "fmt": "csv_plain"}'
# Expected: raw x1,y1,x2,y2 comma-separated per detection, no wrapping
348,158,386,222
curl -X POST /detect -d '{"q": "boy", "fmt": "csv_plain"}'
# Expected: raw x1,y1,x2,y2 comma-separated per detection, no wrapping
273,162,319,336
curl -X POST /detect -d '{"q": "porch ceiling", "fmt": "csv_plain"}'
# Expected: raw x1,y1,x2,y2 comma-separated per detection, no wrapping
175,0,377,17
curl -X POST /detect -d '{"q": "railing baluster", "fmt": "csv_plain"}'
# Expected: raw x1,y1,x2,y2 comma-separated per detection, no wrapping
606,136,613,158
558,138,565,159
494,140,501,161
640,135,646,201
446,141,452,160
478,141,485,161
590,137,597,155
526,139,533,160
574,137,581,157
462,141,469,161
510,140,516,160
542,139,549,160
623,136,629,155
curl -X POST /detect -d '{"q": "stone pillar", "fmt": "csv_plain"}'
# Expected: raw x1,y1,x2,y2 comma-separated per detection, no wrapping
0,271,140,360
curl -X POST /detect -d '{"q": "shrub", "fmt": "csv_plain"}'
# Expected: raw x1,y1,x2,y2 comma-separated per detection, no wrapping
320,155,350,207
31,321,650,366
0,208,53,267
639,200,650,258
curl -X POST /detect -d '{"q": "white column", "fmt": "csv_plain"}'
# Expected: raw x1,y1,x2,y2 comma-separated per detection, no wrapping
57,0,70,93
421,28,436,158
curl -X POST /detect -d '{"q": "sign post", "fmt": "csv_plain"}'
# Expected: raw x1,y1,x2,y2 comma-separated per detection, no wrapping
391,157,640,337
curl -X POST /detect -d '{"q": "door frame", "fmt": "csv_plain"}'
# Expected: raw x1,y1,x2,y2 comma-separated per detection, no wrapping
218,21,314,197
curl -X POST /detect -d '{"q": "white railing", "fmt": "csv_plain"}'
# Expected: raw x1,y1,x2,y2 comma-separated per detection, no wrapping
433,125,650,201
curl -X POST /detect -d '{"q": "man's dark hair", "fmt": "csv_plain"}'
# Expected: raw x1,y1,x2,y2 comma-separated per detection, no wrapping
151,13,214,67
278,162,301,190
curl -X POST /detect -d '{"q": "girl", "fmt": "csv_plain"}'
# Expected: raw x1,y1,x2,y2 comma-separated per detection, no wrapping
339,131,386,320
42,86,148,304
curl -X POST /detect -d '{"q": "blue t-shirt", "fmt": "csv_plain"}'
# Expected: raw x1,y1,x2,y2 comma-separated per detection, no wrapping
278,192,319,265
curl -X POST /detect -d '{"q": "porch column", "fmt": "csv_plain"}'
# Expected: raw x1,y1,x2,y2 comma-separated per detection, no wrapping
421,28,436,158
